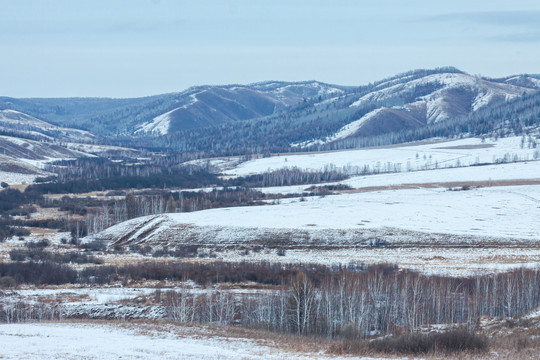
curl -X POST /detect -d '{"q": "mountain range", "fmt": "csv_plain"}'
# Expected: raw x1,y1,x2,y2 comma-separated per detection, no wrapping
1,67,539,156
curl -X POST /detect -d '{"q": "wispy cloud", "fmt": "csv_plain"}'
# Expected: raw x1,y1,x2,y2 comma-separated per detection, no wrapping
488,31,540,42
419,10,540,43
106,19,184,34
423,10,540,27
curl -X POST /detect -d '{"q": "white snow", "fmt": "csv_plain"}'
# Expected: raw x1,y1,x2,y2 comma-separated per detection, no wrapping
136,108,175,135
0,110,95,141
136,94,200,135
505,75,540,87
294,108,385,147
0,170,40,185
170,185,540,239
0,110,54,129
218,247,540,276
98,184,540,246
65,142,137,155
350,73,478,108
339,72,529,130
10,287,160,305
253,161,540,195
227,136,539,177
0,322,389,360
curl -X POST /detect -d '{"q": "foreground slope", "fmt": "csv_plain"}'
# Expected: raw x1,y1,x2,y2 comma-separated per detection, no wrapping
0,322,361,360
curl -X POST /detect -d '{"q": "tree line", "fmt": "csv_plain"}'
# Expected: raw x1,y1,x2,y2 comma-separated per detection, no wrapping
1,260,538,342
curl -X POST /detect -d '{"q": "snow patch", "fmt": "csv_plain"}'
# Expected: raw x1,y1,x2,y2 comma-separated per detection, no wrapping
293,108,385,147
136,93,199,135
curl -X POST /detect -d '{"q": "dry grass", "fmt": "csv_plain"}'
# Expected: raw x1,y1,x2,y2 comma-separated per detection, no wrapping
340,178,540,194
434,144,496,150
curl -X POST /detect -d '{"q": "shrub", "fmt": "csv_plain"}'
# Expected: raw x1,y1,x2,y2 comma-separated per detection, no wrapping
9,248,48,261
81,239,107,252
14,227,30,237
51,252,104,265
0,261,77,285
0,276,16,288
369,333,433,354
368,329,487,355
26,239,50,249
435,328,487,353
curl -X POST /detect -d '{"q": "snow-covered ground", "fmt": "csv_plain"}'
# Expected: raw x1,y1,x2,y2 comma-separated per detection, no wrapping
0,110,96,142
6,287,160,305
293,108,385,147
349,73,527,118
93,184,540,278
225,137,539,176
0,170,40,185
256,160,540,194
65,142,138,155
216,247,540,276
106,185,540,240
0,322,390,360
136,93,200,135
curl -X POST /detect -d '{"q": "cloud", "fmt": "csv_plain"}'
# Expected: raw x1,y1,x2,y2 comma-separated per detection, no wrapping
106,19,184,34
420,10,540,43
488,31,540,42
423,10,540,27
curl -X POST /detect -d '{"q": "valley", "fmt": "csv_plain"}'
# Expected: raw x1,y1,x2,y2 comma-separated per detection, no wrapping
1,68,539,359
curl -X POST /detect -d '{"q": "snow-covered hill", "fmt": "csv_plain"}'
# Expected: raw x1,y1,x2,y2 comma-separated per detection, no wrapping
301,72,539,147
90,135,540,266
135,81,346,135
0,109,96,142
93,183,540,250
0,130,139,185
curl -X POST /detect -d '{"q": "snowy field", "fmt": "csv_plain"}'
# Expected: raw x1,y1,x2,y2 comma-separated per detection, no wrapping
0,170,40,185
0,322,392,360
93,184,540,274
101,185,540,241
224,137,539,176
216,247,540,276
256,160,540,194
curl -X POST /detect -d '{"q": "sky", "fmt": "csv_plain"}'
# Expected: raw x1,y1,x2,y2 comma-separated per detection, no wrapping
2,0,540,98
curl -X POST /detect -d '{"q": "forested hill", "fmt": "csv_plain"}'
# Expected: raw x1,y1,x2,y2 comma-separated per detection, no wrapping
0,81,348,136
1,67,539,156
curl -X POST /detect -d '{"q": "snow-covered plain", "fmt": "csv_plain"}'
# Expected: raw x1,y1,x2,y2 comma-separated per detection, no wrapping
256,160,540,194
0,322,390,360
216,247,540,276
225,136,539,176
179,185,533,237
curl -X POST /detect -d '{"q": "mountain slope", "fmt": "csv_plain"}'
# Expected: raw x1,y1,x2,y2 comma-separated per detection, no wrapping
133,81,347,135
147,69,539,154
0,110,96,142
0,82,347,136
302,72,537,147
1,68,538,155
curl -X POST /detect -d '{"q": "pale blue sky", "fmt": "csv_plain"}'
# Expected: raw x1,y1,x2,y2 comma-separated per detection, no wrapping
2,0,540,97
